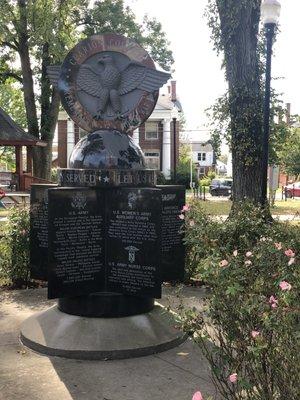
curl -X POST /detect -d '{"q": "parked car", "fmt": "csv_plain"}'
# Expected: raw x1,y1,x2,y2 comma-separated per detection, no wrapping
284,182,300,198
209,179,232,197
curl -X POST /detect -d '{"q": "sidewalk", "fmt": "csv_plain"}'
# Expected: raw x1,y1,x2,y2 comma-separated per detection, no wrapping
215,214,300,222
0,286,217,400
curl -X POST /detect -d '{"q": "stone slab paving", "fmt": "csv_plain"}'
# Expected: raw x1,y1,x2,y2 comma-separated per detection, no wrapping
0,286,218,400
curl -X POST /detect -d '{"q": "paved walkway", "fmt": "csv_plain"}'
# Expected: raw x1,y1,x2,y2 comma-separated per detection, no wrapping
0,286,217,400
215,214,300,222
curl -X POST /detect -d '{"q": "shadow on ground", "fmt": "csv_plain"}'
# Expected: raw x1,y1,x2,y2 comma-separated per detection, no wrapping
0,287,218,400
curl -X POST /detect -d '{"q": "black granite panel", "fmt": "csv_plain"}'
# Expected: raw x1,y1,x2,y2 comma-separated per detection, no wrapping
30,184,57,280
157,185,185,282
47,188,106,299
106,188,162,298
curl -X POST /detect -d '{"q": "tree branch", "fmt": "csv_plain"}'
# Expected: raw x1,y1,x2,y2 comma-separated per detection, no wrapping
0,71,22,83
0,41,18,51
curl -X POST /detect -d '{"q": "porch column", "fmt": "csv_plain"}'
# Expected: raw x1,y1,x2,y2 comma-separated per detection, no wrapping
15,145,23,190
67,119,75,166
162,119,171,178
132,128,139,146
26,146,33,174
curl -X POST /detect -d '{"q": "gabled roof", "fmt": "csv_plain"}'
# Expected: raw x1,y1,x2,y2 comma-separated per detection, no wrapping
0,107,46,147
157,94,183,112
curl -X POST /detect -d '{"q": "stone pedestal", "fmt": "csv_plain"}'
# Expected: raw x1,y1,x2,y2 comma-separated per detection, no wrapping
20,304,186,360
58,292,154,318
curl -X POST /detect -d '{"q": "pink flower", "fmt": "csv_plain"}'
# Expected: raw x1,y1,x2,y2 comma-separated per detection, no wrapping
288,258,295,266
279,281,292,291
233,250,238,257
189,220,195,227
182,204,190,212
219,259,229,267
251,330,260,339
229,373,238,383
274,242,282,250
244,260,252,266
285,249,295,258
179,214,185,220
246,251,252,257
192,392,203,400
21,229,27,236
269,295,278,308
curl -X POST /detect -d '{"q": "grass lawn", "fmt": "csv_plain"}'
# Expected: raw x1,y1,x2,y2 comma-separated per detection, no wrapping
0,209,10,217
271,200,300,215
194,199,300,216
0,209,9,235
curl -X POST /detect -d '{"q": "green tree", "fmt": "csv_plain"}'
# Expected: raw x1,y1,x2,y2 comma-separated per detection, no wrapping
0,0,173,179
0,79,26,128
206,0,275,211
0,147,15,171
172,144,197,188
82,0,174,71
280,128,300,179
0,0,86,179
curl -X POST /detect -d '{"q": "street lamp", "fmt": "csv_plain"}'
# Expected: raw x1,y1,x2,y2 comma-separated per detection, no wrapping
261,0,281,204
171,106,179,181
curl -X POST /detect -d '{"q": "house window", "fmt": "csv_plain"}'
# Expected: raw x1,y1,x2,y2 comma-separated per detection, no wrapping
145,122,159,140
199,167,206,175
197,152,206,161
144,151,160,170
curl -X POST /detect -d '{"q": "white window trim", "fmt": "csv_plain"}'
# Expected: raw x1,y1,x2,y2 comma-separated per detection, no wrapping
197,152,206,161
144,150,160,170
145,122,159,140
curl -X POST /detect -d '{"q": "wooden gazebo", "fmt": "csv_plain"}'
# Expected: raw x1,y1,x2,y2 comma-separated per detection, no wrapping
0,107,46,191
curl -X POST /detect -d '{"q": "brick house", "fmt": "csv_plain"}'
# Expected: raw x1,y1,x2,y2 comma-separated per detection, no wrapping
53,81,182,179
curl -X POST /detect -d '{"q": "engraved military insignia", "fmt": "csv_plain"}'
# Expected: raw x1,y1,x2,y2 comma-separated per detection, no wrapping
128,192,138,209
125,246,139,263
47,33,171,133
70,192,87,210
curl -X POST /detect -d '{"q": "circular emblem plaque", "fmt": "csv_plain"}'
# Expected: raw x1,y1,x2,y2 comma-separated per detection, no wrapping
58,33,170,133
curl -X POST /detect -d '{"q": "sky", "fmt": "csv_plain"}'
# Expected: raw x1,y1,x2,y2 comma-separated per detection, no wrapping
125,0,300,136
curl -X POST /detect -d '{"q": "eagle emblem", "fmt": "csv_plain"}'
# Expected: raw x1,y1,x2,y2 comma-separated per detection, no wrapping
48,54,170,121
46,34,172,132
77,55,170,120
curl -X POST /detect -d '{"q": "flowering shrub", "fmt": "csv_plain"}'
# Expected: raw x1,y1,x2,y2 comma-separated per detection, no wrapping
181,201,300,399
183,200,300,281
0,207,30,286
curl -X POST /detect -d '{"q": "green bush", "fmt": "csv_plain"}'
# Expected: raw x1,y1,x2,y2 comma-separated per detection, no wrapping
51,167,58,183
170,171,194,188
181,202,300,399
207,170,216,180
184,200,299,280
156,171,168,185
0,207,30,286
199,176,211,187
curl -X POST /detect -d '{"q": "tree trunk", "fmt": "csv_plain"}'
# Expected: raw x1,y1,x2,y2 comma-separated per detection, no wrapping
217,1,266,207
32,42,60,180
17,0,39,139
17,5,60,180
33,88,60,180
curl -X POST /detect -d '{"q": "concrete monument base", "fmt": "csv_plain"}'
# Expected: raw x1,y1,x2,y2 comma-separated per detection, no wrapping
20,304,187,360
